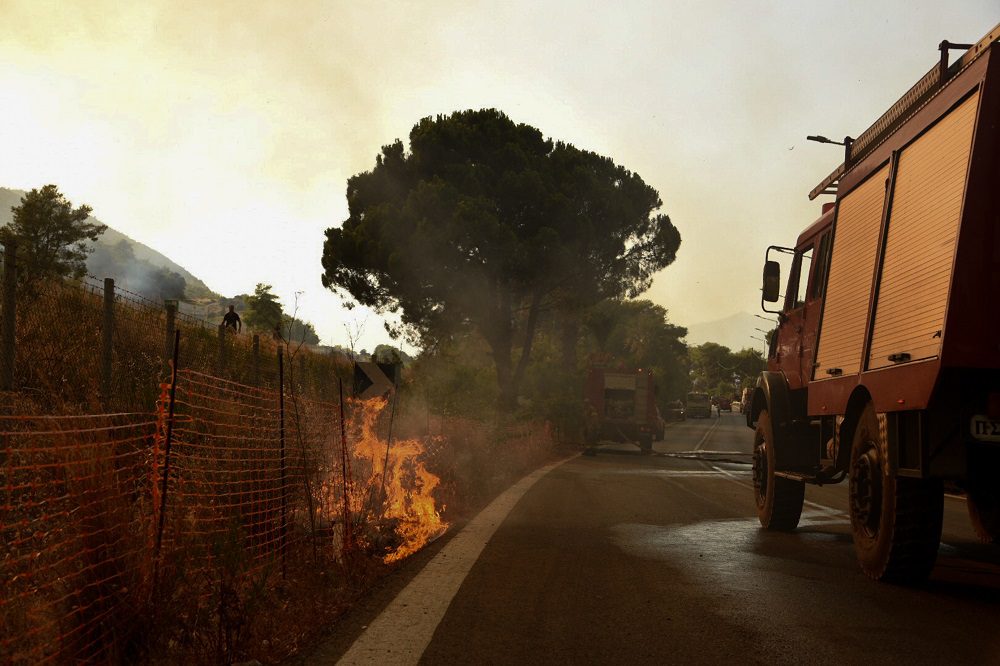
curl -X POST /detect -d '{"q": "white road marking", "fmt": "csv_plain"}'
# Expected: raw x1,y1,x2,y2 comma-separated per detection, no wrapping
709,463,849,517
337,456,574,665
693,418,721,451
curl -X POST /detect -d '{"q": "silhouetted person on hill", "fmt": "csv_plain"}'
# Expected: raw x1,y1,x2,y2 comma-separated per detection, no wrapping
222,305,242,333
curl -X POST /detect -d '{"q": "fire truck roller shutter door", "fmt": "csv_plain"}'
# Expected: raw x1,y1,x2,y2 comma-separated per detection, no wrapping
814,164,891,379
868,91,980,370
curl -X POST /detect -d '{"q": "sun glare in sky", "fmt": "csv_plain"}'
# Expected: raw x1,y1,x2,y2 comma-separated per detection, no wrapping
1,0,996,351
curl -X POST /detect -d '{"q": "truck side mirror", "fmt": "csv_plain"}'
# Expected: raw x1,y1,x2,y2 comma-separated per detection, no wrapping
762,261,781,303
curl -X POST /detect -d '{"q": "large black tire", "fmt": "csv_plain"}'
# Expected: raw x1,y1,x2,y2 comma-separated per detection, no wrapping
968,491,1000,544
848,402,943,583
753,410,805,531
966,448,1000,543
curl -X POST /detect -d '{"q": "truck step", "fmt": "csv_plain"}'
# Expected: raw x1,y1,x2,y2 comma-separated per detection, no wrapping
775,471,815,483
775,468,847,486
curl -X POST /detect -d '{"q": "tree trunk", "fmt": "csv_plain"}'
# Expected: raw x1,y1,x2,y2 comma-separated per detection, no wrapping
510,289,543,394
493,345,516,412
483,287,516,413
483,288,544,414
559,309,580,370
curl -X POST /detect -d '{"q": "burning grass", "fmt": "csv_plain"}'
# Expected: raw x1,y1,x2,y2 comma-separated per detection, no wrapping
1,273,565,663
345,396,447,563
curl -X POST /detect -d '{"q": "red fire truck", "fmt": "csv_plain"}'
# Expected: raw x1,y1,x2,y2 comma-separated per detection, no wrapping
748,23,1000,582
584,366,663,453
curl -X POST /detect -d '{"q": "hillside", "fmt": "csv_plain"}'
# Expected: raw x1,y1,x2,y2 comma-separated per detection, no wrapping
0,187,219,300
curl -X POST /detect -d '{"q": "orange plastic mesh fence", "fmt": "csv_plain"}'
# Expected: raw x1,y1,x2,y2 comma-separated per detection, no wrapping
0,370,355,663
0,412,157,664
0,265,537,662
159,370,307,579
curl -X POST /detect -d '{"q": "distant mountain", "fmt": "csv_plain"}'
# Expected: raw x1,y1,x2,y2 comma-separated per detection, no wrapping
0,187,219,300
685,311,771,352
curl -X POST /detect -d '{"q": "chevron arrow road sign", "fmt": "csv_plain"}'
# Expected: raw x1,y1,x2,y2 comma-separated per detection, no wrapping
353,361,397,399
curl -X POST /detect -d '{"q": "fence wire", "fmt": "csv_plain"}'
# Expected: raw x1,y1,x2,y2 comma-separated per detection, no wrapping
0,412,157,664
0,252,556,663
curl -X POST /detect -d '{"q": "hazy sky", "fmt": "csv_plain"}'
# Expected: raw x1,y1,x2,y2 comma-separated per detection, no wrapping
1,1,996,352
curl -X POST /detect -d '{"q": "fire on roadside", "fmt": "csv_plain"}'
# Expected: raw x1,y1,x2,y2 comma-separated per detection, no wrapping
349,396,447,563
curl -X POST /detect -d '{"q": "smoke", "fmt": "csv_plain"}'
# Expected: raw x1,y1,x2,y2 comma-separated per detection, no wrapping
87,238,186,301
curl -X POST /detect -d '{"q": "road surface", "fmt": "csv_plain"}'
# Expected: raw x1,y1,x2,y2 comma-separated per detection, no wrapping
314,412,1000,665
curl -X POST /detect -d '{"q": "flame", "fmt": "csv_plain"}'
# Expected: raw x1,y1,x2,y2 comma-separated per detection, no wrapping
349,396,447,563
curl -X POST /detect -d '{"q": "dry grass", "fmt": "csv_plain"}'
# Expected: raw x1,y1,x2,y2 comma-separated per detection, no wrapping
1,275,563,664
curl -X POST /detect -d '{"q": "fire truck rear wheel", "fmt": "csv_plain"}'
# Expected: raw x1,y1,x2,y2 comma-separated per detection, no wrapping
967,490,1000,544
848,402,943,583
753,410,804,531
966,449,1000,543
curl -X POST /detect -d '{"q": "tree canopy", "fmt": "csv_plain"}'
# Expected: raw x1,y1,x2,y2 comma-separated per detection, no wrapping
243,283,283,333
2,184,105,283
583,299,690,402
372,344,413,366
322,109,681,409
284,316,320,346
689,342,765,398
238,284,320,345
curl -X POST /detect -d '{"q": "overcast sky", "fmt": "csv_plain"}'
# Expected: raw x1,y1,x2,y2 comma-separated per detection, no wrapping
1,1,996,352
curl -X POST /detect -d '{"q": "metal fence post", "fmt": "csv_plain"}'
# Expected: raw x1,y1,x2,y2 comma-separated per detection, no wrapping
0,241,16,391
163,300,177,377
278,345,287,579
101,278,114,405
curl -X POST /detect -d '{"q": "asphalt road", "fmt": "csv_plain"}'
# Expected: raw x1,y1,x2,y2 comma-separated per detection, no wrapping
320,411,1000,665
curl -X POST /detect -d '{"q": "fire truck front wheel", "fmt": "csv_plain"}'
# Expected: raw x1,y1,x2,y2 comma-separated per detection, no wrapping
848,402,943,582
752,410,804,531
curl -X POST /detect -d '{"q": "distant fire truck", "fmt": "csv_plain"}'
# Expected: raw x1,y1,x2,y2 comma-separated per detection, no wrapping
748,22,1000,582
584,366,663,453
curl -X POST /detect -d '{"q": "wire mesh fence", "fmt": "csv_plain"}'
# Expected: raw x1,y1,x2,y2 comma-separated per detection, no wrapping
0,350,358,663
0,412,157,663
0,242,559,663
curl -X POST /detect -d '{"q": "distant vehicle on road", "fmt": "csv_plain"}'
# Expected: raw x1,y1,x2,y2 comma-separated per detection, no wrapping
718,397,732,412
664,400,686,422
584,366,660,452
686,392,712,419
